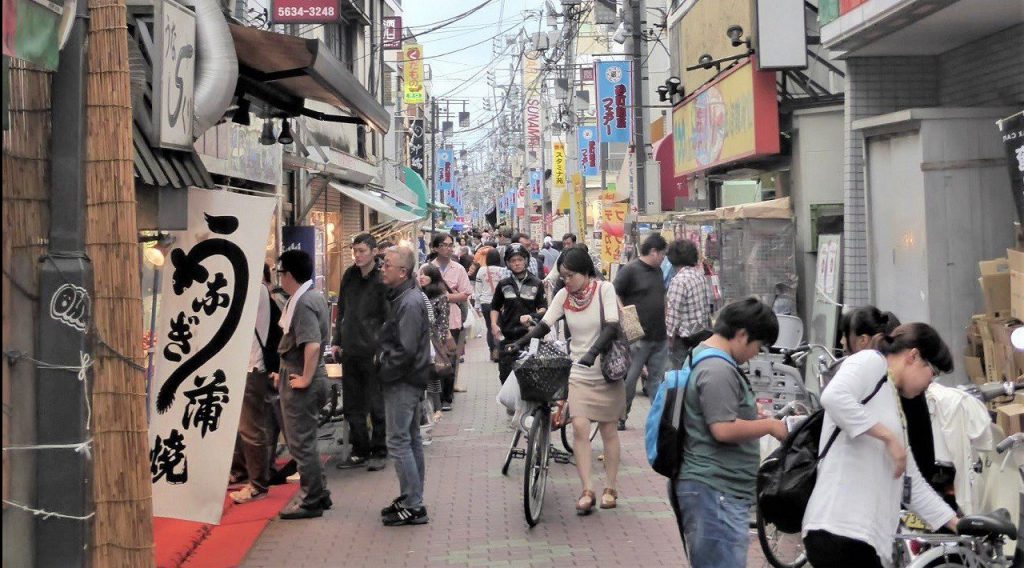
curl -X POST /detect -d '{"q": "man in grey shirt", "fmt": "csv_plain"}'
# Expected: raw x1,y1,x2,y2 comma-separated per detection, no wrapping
272,250,332,519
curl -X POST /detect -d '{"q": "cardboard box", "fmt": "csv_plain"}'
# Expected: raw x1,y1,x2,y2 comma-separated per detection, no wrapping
1009,248,1024,320
986,319,1024,381
997,403,1024,436
977,315,1002,382
964,355,986,385
980,258,1012,318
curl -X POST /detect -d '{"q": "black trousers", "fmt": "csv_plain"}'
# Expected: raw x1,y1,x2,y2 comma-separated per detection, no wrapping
341,354,387,458
497,339,516,385
804,530,883,568
442,329,461,404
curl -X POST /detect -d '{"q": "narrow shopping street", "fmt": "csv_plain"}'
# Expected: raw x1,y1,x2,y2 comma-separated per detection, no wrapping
242,336,776,568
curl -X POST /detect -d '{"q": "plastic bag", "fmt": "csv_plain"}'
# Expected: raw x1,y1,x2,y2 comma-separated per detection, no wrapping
496,370,521,411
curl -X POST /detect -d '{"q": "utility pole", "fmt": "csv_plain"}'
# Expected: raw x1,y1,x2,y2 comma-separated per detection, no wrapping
36,0,92,563
629,0,648,216
430,96,437,235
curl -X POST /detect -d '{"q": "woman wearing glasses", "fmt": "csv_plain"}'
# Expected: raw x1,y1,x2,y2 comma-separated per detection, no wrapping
802,323,959,567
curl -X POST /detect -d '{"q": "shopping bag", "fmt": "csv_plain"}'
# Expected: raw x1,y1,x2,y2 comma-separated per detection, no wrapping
496,369,522,411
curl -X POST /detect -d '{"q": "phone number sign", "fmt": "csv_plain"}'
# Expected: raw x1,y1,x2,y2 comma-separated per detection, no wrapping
270,0,340,23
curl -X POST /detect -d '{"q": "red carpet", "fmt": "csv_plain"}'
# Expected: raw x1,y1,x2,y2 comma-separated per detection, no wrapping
154,483,301,568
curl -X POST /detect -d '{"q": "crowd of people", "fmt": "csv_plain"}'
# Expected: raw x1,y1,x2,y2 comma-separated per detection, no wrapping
222,225,966,568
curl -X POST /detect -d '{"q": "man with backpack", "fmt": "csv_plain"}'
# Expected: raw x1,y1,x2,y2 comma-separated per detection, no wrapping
229,264,280,504
673,298,788,567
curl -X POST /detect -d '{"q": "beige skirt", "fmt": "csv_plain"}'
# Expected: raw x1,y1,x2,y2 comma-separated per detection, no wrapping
567,373,626,423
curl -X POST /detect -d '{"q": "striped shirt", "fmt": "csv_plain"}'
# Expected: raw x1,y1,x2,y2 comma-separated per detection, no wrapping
665,266,711,339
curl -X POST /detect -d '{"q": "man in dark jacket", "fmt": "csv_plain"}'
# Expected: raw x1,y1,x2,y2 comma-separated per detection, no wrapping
490,244,547,385
377,245,431,526
332,233,389,471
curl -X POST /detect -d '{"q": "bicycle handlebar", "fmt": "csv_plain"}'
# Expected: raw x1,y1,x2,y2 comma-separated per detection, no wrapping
973,380,1023,403
996,433,1024,454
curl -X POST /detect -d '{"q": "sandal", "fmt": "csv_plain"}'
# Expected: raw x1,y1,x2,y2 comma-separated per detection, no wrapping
576,489,596,516
600,488,618,509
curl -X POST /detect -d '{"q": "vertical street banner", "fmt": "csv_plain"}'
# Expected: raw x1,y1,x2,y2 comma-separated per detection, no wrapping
997,111,1024,224
577,125,600,177
2,0,64,70
436,148,453,192
153,0,196,150
571,172,587,238
601,201,628,268
149,188,276,524
552,142,567,189
595,60,632,144
409,118,425,178
403,43,424,105
522,54,543,164
517,182,526,218
530,169,543,202
382,16,402,50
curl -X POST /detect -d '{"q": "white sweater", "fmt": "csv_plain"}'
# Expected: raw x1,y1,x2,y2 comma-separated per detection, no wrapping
802,350,956,566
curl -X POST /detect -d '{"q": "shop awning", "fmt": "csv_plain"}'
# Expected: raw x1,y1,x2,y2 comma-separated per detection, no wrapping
229,24,390,133
401,166,429,213
330,182,420,222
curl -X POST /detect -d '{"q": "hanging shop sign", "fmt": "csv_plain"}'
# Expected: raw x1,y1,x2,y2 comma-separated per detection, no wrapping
149,188,275,524
436,148,453,192
409,118,425,178
153,0,196,150
601,201,628,268
522,54,543,163
552,142,567,189
572,172,587,238
595,60,632,144
3,0,66,70
530,169,543,202
403,43,424,105
997,111,1024,224
270,0,339,23
577,125,601,177
382,16,402,50
672,57,779,177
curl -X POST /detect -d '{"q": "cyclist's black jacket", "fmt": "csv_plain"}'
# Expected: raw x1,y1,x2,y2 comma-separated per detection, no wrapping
490,272,547,343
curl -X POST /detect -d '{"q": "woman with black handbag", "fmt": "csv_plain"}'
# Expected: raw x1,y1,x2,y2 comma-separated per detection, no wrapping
417,264,455,442
510,247,625,515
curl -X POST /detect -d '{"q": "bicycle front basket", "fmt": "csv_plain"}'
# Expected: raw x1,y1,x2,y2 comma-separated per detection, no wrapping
515,355,571,403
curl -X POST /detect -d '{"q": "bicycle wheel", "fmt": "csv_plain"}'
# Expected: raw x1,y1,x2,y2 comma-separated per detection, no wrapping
523,407,551,527
756,506,808,568
560,416,600,454
501,429,522,476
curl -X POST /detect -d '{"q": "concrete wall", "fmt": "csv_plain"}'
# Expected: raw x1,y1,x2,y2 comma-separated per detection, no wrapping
840,23,1024,306
791,106,845,322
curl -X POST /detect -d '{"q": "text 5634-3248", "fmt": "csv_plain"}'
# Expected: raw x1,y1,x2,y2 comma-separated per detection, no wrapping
276,6,335,18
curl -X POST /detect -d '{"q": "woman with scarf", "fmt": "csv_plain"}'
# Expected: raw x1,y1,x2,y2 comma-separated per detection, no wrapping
510,247,625,515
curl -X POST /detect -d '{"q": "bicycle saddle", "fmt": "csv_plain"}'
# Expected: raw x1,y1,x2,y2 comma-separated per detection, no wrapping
957,509,1017,539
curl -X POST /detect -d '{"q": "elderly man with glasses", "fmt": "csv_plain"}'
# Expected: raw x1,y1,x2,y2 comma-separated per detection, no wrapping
376,246,432,526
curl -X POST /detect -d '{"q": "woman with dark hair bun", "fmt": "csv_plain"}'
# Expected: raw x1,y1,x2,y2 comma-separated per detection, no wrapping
841,306,901,354
802,322,958,568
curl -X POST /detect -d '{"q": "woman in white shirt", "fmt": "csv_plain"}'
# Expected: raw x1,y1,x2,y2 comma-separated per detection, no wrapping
474,247,503,362
802,323,958,567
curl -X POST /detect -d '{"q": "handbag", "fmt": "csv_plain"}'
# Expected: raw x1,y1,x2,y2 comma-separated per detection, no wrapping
431,331,456,376
597,283,631,382
619,304,645,344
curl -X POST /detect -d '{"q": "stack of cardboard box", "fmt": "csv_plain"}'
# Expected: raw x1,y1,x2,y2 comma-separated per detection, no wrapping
969,251,1024,436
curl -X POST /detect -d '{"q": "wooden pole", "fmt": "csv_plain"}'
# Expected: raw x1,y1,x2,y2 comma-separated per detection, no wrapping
85,0,154,564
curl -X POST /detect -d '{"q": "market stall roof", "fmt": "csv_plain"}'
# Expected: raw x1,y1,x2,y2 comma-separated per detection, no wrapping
673,197,793,223
229,24,390,133
329,182,420,223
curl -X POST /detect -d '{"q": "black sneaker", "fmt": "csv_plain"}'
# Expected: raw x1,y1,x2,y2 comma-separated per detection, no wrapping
279,504,323,520
380,494,406,516
319,493,333,510
335,455,367,469
366,457,387,472
441,403,453,412
382,505,428,526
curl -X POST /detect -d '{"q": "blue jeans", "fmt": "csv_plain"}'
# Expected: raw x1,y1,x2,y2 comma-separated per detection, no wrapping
383,382,425,509
624,339,669,417
673,479,751,568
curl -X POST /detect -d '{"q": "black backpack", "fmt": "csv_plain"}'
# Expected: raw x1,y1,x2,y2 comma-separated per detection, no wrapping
756,376,887,534
256,298,283,374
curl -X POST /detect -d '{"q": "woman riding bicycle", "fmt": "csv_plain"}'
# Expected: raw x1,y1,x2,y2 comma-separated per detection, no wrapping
510,248,624,515
802,323,959,567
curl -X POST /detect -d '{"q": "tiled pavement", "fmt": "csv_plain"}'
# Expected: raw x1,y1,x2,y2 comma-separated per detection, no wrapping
242,335,781,568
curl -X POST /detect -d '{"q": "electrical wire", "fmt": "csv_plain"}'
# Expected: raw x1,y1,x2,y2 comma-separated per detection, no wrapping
402,0,497,37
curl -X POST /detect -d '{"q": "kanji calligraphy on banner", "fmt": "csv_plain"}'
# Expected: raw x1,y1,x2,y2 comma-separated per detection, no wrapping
149,188,276,524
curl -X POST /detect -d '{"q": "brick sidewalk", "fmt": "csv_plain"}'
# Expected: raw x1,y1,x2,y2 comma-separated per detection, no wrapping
242,335,780,568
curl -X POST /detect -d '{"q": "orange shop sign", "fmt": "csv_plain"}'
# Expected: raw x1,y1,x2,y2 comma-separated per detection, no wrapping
403,44,424,105
672,57,779,177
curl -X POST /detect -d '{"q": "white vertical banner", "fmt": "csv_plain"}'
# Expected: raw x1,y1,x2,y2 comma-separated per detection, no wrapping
149,188,276,524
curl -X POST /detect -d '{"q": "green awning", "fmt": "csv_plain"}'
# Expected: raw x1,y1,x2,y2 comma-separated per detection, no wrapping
401,166,429,215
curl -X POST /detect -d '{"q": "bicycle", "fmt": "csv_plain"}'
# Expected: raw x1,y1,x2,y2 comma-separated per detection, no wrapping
497,342,573,527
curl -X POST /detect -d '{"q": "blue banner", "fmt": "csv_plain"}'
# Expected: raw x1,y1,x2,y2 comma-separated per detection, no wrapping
530,170,542,201
436,149,454,192
577,125,600,177
595,60,632,144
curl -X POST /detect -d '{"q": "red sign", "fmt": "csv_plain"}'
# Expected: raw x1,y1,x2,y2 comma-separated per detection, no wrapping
581,68,595,82
271,0,340,23
383,16,402,50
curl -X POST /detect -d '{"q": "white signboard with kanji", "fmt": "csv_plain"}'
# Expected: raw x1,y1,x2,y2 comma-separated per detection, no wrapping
149,188,276,524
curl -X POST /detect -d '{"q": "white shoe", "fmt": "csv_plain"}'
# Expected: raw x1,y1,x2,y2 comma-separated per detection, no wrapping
422,436,433,446
286,472,300,484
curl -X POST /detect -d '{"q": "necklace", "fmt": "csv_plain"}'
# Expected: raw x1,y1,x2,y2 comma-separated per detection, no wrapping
564,280,598,312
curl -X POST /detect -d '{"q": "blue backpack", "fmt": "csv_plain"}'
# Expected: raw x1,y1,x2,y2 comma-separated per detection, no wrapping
645,347,736,478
